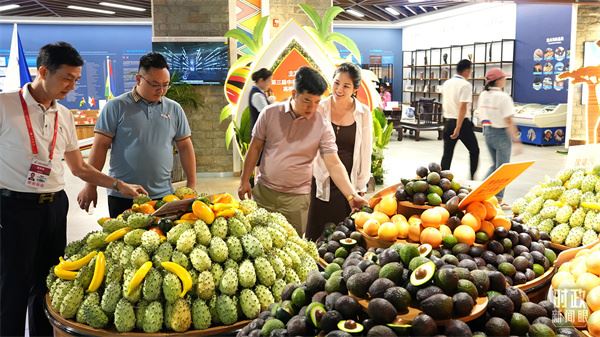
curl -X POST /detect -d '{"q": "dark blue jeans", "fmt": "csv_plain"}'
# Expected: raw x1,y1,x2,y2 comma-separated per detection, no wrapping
484,126,512,199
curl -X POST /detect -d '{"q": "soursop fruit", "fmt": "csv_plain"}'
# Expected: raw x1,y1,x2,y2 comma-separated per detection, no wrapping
223,259,238,271
167,223,192,245
152,241,173,267
210,217,229,239
193,220,212,246
122,268,142,303
59,284,84,319
542,186,565,200
196,270,215,300
565,227,586,248
557,168,575,183
142,300,163,333
100,281,122,313
208,237,229,263
168,298,192,332
192,298,212,330
561,189,583,207
127,213,153,229
211,264,224,286
176,228,196,254
285,267,301,285
74,264,93,289
268,227,286,249
550,223,571,244
163,272,182,304
582,229,599,246
100,218,128,233
252,226,273,252
142,267,162,301
228,217,248,238
570,208,587,227
525,197,545,215
267,254,286,279
137,299,150,331
254,284,275,312
271,279,287,302
526,214,543,229
130,246,150,268
241,234,264,258
219,267,239,296
85,232,107,250
114,298,136,332
556,205,574,223
170,250,189,269
537,219,555,234
190,247,212,272
105,240,125,261
83,303,109,329
238,259,257,288
239,199,258,215
582,175,598,192
540,206,559,220
52,281,73,310
76,292,99,324
216,295,238,325
254,256,276,287
239,289,261,319
585,210,599,230
511,198,528,215
226,236,244,262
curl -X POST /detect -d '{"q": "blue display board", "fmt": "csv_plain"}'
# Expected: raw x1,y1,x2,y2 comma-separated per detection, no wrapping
0,24,151,109
513,4,572,104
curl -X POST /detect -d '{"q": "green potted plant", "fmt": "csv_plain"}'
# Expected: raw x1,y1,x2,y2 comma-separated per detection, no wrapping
372,107,394,186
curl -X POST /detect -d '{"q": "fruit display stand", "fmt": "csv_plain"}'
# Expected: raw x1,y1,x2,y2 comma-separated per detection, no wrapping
45,294,250,337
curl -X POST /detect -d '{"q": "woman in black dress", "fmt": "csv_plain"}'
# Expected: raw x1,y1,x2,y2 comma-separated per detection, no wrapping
306,63,373,241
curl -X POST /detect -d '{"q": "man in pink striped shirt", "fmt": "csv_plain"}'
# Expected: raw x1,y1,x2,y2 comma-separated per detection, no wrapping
238,67,368,234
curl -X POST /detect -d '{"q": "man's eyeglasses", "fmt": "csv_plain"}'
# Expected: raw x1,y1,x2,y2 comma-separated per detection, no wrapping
140,76,171,90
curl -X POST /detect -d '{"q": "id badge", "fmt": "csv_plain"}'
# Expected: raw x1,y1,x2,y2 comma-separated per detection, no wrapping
25,159,52,189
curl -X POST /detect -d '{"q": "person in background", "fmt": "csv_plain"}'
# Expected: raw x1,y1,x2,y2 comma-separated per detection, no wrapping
440,59,480,180
379,82,391,109
237,66,368,234
0,41,145,337
249,68,273,130
306,63,372,240
478,68,521,207
77,52,196,218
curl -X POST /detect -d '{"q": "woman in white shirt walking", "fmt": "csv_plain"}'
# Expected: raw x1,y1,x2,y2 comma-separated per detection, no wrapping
478,68,521,205
306,63,372,240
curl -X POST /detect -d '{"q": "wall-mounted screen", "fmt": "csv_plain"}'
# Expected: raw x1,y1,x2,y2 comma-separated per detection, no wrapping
152,41,229,85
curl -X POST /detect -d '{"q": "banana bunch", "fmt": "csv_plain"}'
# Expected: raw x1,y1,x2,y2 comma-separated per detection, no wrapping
54,251,105,292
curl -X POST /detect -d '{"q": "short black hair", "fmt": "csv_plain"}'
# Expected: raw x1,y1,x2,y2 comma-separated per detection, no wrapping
334,62,362,89
138,52,169,72
294,66,327,96
251,68,272,82
456,59,472,74
36,42,83,73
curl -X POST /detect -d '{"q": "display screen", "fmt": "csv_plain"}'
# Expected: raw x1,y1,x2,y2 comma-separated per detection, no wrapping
152,41,229,85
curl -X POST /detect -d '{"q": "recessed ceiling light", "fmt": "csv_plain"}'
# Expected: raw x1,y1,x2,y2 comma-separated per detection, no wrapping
408,0,424,3
346,9,365,18
67,5,115,14
99,2,146,12
385,7,400,16
0,4,20,12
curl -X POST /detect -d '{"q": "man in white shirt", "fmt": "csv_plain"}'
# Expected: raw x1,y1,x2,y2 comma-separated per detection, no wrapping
440,59,480,179
0,42,146,336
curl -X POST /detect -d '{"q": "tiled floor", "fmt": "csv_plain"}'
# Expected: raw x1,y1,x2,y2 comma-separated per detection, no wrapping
63,131,566,244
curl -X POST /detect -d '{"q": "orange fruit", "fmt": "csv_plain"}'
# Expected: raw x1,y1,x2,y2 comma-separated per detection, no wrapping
408,221,422,242
587,251,600,276
576,273,600,294
453,225,476,246
408,215,422,226
180,212,199,221
371,212,391,225
420,227,442,248
354,212,371,229
480,220,495,238
397,221,409,239
374,203,382,213
192,200,215,224
491,216,511,231
481,200,497,220
439,225,452,238
163,194,180,202
466,202,487,221
421,208,442,228
588,310,600,337
378,222,399,241
391,214,407,224
461,213,481,232
379,195,398,217
433,207,450,224
552,271,576,289
588,286,600,312
363,219,380,237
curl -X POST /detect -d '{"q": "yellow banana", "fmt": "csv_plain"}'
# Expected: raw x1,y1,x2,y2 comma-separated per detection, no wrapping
211,203,235,211
216,208,236,218
582,202,600,211
127,261,153,295
161,261,192,297
104,227,132,243
87,252,106,292
54,265,78,280
58,251,97,271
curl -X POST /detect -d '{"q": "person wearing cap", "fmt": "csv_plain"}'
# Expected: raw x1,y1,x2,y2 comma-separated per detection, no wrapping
440,59,480,180
477,67,521,206
0,42,146,336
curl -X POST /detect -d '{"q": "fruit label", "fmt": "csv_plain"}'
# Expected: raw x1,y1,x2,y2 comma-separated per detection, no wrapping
458,161,535,209
566,144,600,169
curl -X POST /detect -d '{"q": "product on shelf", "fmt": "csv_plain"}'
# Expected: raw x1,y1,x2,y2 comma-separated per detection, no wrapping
47,190,319,333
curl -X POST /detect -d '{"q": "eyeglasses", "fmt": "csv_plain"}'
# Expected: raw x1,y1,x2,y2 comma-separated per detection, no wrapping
140,76,171,90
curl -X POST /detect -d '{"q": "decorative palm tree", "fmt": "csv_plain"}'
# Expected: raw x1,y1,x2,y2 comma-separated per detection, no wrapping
165,71,202,109
559,65,600,144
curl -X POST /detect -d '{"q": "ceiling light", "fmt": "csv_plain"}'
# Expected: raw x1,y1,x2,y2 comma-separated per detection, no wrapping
0,4,20,12
99,2,146,12
408,0,424,3
346,9,365,18
67,5,115,14
385,7,400,16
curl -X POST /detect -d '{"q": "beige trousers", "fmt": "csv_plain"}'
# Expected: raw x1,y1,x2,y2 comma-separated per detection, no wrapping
252,183,310,235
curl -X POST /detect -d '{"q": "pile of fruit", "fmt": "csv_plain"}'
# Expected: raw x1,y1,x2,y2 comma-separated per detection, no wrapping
47,192,320,333
394,163,470,206
511,166,600,248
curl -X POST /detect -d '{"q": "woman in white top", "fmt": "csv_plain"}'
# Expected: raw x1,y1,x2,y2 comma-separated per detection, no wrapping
478,68,521,205
306,63,373,240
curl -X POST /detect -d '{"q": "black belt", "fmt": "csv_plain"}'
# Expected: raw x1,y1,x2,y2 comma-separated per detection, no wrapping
0,189,61,204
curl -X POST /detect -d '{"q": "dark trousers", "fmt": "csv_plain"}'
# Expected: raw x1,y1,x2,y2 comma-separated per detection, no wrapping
441,118,480,179
0,190,68,337
108,195,134,218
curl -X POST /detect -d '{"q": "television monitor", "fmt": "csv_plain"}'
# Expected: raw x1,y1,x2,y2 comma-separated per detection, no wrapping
152,41,228,85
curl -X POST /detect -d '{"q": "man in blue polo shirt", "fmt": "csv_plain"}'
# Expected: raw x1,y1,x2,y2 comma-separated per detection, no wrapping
77,52,196,217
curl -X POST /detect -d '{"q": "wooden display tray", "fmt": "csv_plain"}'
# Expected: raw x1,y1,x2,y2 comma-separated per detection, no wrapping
349,292,488,325
45,294,249,336
515,265,555,293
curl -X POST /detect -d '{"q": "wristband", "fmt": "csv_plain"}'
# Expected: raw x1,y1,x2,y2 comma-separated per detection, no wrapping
112,179,121,192
346,194,355,202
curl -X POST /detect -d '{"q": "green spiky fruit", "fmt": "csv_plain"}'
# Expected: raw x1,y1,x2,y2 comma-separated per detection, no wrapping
122,268,142,303
226,236,244,262
85,232,107,250
83,304,109,328
561,189,583,207
582,229,599,246
557,168,575,183
210,217,229,239
124,229,145,247
540,206,559,219
228,217,248,238
271,279,287,302
565,226,586,248
135,299,148,330
238,259,257,288
255,284,275,312
525,197,544,215
240,289,261,319
241,234,264,258
582,175,598,192
190,247,212,272
167,223,192,244
141,230,161,253
550,223,571,245
170,250,189,269
267,254,286,279
114,298,136,332
163,272,182,304
130,246,150,268
216,295,238,325
211,264,224,286
176,228,196,254
127,213,153,229
570,208,587,227
192,298,212,330
254,256,276,287
142,300,163,333
100,281,122,313
194,220,212,246
196,270,215,300
168,298,192,332
556,205,574,223
208,237,229,263
537,219,555,234
142,267,162,301
59,284,84,319
219,267,239,296
152,241,173,268
252,226,273,252
511,198,528,215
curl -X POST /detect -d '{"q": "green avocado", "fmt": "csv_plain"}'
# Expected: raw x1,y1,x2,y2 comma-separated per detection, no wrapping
410,261,436,286
337,320,364,334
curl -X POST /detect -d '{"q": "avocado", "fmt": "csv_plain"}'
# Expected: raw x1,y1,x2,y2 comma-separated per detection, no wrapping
510,312,530,336
325,275,346,293
485,317,510,337
261,318,285,337
456,279,478,301
342,266,362,283
340,238,357,250
324,263,342,279
306,302,326,327
443,235,459,249
458,259,478,271
335,247,349,259
347,273,373,298
320,310,344,333
505,286,527,311
395,187,408,201
384,287,411,313
357,259,374,271
427,171,441,185
488,294,514,320
335,295,361,320
379,262,404,285
365,264,381,282
538,300,556,317
291,287,307,307
475,231,489,244
452,243,471,255
416,285,444,302
325,292,343,310
387,323,411,336
411,314,438,336
529,323,556,337
337,320,364,334
445,196,461,215
452,292,475,317
416,166,429,178
488,271,507,293
312,291,328,304
429,185,444,198
421,293,453,320
469,270,490,296
533,317,556,332
306,270,326,294
367,325,396,337
418,243,433,257
410,261,436,286
434,267,459,293
408,256,431,271
369,278,396,298
275,306,294,323
441,254,460,266
399,244,420,266
286,316,311,336
427,193,442,206
544,248,557,265
281,283,299,302
520,302,548,322
413,181,429,193
413,192,427,205
445,319,473,337
442,189,457,203
378,248,401,266
367,298,397,324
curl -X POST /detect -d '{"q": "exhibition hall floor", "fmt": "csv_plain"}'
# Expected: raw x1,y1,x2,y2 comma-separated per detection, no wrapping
63,132,565,244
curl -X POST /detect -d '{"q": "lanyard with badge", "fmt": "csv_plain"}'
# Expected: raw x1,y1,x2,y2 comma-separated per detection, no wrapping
19,90,58,189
